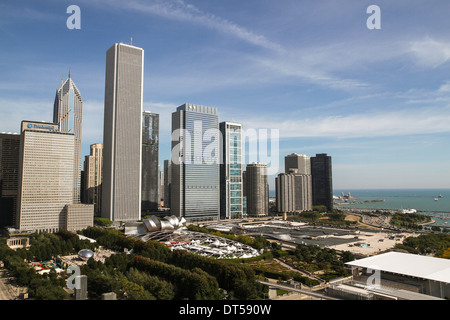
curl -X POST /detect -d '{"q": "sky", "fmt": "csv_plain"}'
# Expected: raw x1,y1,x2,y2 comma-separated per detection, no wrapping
1,0,450,190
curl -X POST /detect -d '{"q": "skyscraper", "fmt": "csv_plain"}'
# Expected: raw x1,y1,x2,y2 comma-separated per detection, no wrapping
141,111,159,213
276,173,312,214
245,162,268,217
16,121,74,232
311,153,333,211
84,143,103,216
102,43,144,222
53,72,83,203
163,159,171,208
0,133,20,228
220,122,243,219
171,103,220,222
285,153,310,174
277,153,313,214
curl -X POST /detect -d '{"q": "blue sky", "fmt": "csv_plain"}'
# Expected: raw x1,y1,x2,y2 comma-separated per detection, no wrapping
1,0,450,190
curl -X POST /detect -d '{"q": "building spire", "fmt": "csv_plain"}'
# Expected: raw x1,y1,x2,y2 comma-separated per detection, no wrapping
68,67,71,79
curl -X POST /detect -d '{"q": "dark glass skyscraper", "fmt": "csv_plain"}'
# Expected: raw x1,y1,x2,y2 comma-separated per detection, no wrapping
311,153,333,211
171,103,219,222
141,111,159,213
0,133,20,228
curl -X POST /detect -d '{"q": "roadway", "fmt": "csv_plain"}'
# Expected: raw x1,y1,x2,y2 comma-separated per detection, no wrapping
0,267,15,300
258,280,340,300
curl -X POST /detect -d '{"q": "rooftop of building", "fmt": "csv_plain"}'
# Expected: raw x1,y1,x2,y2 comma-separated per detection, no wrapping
346,251,450,284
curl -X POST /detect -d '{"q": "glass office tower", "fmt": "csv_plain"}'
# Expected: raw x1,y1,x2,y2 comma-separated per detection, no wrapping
220,122,243,219
171,103,220,222
311,153,333,211
53,73,83,203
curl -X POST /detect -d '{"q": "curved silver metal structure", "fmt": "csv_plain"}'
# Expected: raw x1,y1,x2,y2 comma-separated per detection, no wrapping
78,249,94,261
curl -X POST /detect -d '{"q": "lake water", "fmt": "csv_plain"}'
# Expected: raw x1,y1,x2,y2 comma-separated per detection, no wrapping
334,188,450,227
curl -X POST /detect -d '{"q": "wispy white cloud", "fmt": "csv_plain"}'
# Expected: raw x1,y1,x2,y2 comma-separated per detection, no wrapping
109,0,284,53
98,0,379,91
241,105,450,139
409,37,450,68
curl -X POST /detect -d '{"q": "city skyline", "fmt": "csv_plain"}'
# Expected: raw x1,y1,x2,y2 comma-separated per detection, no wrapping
1,1,450,190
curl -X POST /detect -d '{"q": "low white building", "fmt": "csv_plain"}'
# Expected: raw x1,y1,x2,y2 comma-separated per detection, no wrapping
345,252,450,299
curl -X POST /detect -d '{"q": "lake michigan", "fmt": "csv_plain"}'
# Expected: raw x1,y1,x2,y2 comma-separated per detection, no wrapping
333,188,450,228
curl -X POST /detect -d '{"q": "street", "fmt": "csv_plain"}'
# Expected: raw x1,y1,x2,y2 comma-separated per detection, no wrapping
0,267,16,300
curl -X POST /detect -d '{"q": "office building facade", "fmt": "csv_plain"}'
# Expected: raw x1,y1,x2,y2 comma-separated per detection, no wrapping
84,143,103,216
53,73,83,203
141,111,159,213
0,133,20,228
102,43,144,222
171,103,220,222
311,153,333,211
163,159,171,208
65,204,94,232
220,122,243,219
245,162,268,217
16,121,74,232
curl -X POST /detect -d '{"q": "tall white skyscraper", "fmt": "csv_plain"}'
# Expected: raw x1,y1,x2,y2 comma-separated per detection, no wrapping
53,72,83,203
102,43,144,222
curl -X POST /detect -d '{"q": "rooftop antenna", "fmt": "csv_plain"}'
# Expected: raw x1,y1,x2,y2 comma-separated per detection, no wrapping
130,37,133,45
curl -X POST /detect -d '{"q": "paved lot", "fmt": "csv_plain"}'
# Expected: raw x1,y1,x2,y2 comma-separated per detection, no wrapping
245,224,417,256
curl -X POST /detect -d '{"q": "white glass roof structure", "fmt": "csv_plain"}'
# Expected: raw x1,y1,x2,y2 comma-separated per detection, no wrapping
346,252,450,283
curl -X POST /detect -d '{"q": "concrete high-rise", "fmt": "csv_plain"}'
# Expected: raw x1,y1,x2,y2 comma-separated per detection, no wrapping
276,172,312,214
285,153,310,174
171,103,220,222
0,133,20,228
245,162,268,217
83,143,103,216
102,43,144,222
220,122,243,219
277,153,313,214
16,121,74,232
311,153,333,211
141,111,159,213
53,73,83,203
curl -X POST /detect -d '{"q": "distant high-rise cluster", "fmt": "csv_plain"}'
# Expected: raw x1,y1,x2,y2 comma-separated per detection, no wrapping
0,41,334,237
276,153,333,215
